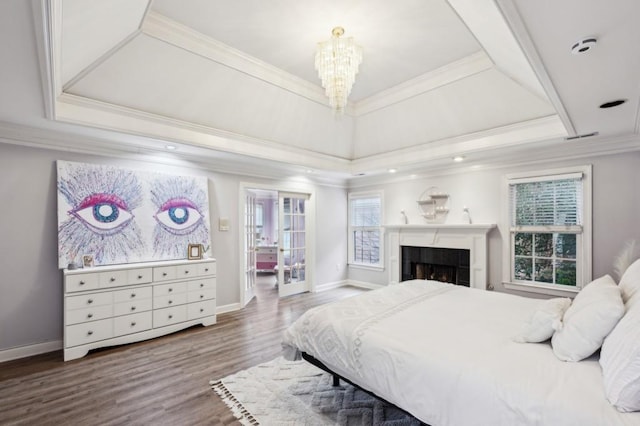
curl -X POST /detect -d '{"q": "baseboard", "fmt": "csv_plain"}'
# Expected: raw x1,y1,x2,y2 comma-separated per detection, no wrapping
216,302,242,315
345,280,385,290
0,340,62,363
314,280,348,292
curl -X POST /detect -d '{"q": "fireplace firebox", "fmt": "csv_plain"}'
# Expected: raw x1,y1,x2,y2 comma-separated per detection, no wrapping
401,246,470,286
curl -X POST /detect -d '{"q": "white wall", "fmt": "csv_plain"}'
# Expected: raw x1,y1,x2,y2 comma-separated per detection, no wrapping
348,151,640,294
0,142,348,353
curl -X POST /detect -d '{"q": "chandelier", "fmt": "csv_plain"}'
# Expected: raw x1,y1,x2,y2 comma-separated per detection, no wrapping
315,27,363,113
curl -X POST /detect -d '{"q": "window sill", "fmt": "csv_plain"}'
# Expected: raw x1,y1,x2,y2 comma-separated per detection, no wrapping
503,281,580,298
348,263,385,272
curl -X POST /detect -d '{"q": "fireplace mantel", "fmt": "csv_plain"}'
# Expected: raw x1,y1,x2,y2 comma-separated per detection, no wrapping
385,224,496,289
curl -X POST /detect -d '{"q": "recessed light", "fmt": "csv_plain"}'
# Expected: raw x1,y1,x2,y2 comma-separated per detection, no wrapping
388,168,397,173
165,144,177,150
599,99,627,109
453,156,465,162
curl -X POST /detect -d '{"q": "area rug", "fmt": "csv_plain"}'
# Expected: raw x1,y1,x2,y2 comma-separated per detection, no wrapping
210,357,421,426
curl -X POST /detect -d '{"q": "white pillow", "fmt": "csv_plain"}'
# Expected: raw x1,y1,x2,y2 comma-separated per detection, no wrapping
600,302,640,412
551,275,624,362
619,258,640,305
513,298,571,343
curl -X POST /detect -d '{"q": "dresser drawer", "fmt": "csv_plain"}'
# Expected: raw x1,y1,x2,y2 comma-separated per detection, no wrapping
187,288,216,303
66,318,113,347
198,262,216,276
67,292,113,310
153,266,176,282
65,273,99,293
153,293,188,309
114,312,152,336
127,268,152,285
99,270,128,288
187,278,216,292
188,300,215,320
154,281,188,297
153,306,187,328
113,286,152,303
176,263,198,279
113,298,153,316
66,304,113,325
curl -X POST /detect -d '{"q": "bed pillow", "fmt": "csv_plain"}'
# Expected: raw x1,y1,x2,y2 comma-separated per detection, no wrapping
513,297,571,343
551,275,624,362
600,301,640,412
618,258,640,305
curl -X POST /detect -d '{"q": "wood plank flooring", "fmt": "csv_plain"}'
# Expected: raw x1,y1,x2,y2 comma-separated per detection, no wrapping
0,275,366,425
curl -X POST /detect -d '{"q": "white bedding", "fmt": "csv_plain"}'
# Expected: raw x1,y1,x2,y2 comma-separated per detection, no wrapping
282,280,640,426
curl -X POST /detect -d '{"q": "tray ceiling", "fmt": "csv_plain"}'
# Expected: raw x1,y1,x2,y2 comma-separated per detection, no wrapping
39,0,640,179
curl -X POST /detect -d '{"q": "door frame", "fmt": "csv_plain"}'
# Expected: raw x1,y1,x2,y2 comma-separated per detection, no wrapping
238,181,315,306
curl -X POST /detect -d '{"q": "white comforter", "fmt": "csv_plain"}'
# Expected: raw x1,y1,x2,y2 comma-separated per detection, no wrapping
282,280,640,426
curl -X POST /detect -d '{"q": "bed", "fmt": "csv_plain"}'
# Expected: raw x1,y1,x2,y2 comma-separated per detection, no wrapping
282,279,640,426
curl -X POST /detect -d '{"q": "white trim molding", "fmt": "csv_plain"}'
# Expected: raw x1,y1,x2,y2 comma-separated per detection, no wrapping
0,340,62,363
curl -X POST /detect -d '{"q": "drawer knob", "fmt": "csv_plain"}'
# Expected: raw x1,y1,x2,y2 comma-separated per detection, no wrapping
110,277,116,282
200,295,204,299
87,313,93,319
168,288,173,292
137,275,143,279
185,270,189,274
200,308,204,313
87,330,93,336
131,306,136,311
79,280,85,285
168,315,173,319
130,293,136,298
205,268,209,272
131,322,136,327
162,272,167,277
168,300,173,305
87,299,93,304
200,283,204,288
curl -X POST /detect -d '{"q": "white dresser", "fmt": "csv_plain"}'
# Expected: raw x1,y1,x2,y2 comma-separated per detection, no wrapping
63,259,216,361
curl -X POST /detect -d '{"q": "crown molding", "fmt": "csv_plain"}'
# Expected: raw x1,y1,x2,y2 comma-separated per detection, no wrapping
492,0,576,135
354,51,493,116
350,115,567,174
55,93,352,173
141,11,339,111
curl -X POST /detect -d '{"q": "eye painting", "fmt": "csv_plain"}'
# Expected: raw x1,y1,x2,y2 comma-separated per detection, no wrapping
151,176,210,258
71,193,135,235
154,197,203,235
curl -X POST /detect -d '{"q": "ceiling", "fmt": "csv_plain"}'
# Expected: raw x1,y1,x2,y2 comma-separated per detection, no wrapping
32,0,640,181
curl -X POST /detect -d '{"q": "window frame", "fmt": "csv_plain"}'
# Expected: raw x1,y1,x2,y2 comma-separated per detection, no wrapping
502,165,592,296
348,190,384,270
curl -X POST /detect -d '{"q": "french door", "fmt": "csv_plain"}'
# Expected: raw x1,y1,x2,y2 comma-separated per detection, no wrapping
243,190,257,305
278,192,309,297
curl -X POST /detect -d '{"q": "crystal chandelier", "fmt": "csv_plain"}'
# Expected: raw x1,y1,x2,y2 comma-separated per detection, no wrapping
315,27,363,113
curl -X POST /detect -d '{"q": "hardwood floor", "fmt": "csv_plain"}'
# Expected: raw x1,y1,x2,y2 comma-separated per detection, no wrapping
0,275,366,425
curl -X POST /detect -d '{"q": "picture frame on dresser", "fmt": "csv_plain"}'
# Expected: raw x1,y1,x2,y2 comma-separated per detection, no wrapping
188,244,203,260
82,254,94,268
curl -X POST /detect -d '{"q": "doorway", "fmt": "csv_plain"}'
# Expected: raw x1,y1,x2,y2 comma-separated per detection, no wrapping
239,184,313,306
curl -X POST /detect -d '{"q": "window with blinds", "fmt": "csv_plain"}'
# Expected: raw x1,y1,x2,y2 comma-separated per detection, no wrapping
349,192,383,267
506,168,591,290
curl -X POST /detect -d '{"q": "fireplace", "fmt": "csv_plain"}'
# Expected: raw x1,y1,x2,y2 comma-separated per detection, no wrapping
385,224,495,289
401,246,470,286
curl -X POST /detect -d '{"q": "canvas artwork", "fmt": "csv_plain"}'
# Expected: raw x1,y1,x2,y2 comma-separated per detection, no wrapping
57,160,211,268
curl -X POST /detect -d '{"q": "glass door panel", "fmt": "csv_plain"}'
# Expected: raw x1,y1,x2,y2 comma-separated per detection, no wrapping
278,192,309,297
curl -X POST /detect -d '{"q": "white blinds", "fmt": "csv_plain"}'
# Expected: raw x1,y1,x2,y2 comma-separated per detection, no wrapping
509,175,583,227
351,197,381,227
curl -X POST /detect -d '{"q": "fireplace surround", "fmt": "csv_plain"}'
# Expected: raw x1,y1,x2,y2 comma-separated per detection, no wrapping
385,224,495,289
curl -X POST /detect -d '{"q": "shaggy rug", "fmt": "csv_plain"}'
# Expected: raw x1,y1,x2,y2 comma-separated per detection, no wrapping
210,357,422,426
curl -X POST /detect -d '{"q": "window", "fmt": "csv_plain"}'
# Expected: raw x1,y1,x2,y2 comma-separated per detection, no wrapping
504,166,591,294
348,191,383,268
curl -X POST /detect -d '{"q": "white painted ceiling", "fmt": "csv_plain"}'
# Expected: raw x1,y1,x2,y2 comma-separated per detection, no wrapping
32,0,640,180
